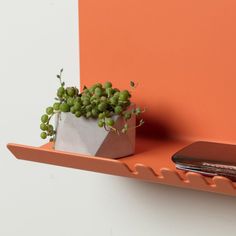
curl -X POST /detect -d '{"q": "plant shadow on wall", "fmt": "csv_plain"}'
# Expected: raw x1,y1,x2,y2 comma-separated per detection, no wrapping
135,110,185,155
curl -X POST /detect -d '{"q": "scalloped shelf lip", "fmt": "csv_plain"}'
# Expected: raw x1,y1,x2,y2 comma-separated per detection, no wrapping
7,137,236,197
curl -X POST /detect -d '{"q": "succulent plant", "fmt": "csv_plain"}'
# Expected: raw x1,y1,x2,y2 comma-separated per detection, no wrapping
40,69,145,141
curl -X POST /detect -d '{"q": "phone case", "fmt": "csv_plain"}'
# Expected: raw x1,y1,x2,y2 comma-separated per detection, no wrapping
172,141,236,181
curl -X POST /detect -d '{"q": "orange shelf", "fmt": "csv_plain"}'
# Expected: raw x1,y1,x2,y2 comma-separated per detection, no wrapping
7,136,236,196
7,0,236,197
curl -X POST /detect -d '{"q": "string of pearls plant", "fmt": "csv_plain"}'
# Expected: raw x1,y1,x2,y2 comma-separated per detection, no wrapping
40,69,145,141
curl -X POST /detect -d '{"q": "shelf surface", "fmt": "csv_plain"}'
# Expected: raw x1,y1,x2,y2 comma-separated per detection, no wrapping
7,136,236,197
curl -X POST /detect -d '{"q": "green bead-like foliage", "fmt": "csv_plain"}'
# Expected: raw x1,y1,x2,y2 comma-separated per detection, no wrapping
74,102,81,111
124,112,132,120
113,91,120,97
82,98,90,106
95,83,102,88
104,81,112,89
70,106,76,114
92,108,99,117
86,111,92,118
57,87,65,97
85,105,92,112
95,87,103,97
66,87,75,97
114,105,122,114
106,88,113,97
110,96,118,106
46,107,54,115
53,102,60,111
98,119,104,127
60,103,70,112
74,97,81,103
41,114,49,123
100,96,107,101
119,91,129,101
105,111,111,118
106,118,115,126
67,97,74,107
40,123,48,131
98,112,105,119
48,124,54,133
75,111,81,117
40,132,47,139
122,90,131,98
98,102,107,112
40,69,145,140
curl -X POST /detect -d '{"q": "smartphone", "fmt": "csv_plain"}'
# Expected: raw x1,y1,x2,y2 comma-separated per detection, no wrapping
172,141,236,181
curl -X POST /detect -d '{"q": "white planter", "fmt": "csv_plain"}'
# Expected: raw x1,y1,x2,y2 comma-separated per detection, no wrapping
54,112,136,159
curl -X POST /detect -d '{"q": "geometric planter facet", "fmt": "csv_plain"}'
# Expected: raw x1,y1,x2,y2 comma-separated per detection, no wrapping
54,112,136,159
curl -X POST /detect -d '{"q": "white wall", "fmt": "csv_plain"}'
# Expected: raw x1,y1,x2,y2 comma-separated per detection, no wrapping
1,1,236,235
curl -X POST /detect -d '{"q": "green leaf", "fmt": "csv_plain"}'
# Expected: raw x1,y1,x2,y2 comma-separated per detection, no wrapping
130,81,135,87
131,108,136,114
122,128,127,134
139,119,145,125
135,107,141,115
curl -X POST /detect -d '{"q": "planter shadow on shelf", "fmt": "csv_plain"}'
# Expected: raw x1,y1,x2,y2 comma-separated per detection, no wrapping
54,111,136,159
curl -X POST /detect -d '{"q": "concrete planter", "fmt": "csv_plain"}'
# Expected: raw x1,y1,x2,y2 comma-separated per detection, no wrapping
54,112,136,159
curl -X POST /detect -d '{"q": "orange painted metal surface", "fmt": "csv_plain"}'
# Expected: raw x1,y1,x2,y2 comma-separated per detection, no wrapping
7,139,236,196
79,0,236,142
7,0,236,196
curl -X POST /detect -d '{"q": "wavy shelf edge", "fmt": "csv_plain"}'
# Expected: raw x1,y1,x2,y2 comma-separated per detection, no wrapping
7,142,236,197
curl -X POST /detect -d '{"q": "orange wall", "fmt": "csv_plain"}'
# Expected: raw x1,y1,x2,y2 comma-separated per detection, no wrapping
79,0,236,142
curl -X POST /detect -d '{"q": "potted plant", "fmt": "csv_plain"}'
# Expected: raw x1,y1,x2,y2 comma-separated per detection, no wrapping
40,69,145,158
